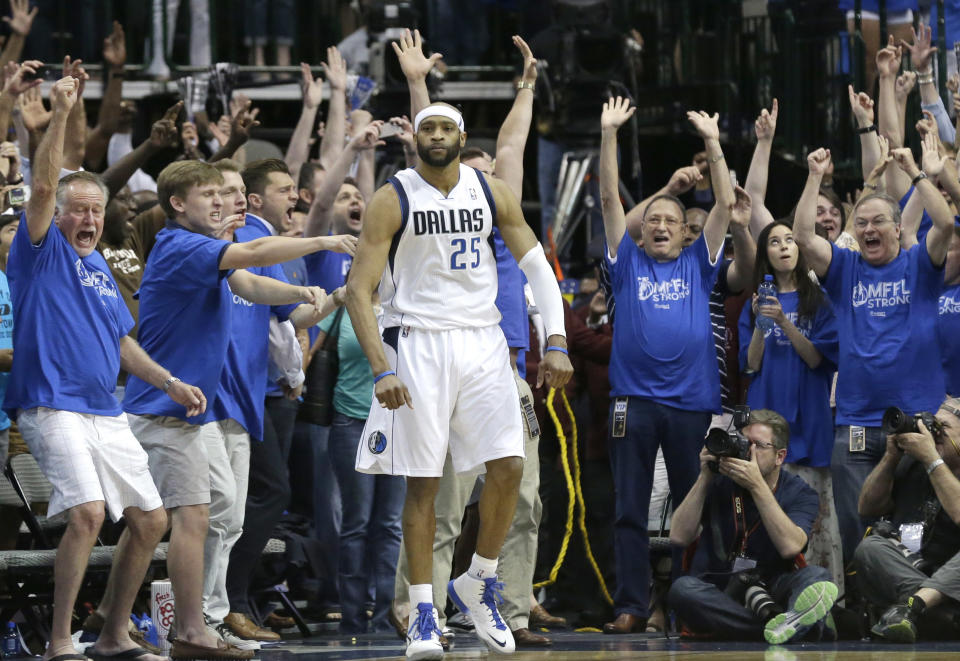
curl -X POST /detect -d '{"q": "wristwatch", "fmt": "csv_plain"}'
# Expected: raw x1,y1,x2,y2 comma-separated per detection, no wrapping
926,458,945,475
162,376,181,393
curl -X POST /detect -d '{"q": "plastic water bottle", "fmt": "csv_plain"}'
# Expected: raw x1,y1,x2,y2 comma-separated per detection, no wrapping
756,275,777,331
2,622,22,658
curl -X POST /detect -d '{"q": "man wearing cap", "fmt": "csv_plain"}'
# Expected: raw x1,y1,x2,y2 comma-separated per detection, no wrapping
346,102,573,660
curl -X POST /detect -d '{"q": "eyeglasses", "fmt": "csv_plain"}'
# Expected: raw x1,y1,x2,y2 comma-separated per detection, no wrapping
748,439,777,451
645,217,683,228
853,216,894,230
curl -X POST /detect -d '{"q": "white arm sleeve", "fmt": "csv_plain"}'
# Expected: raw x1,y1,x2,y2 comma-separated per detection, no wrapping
518,243,566,339
267,317,305,389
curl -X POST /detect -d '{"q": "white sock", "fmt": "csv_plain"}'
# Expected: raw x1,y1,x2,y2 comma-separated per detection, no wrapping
410,583,433,615
467,553,498,580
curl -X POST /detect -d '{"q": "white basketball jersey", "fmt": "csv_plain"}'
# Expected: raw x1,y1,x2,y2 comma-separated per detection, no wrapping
380,164,501,330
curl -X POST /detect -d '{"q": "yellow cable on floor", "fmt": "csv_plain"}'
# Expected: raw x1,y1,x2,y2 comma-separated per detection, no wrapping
533,387,613,606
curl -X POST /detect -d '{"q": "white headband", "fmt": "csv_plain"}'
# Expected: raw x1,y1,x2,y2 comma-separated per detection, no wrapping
414,105,465,133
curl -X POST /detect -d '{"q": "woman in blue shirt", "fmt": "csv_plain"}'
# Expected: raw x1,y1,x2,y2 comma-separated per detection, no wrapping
319,300,406,634
738,220,841,587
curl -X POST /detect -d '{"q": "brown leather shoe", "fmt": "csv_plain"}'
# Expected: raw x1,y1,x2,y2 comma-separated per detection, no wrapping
170,638,254,659
602,613,646,634
512,627,552,647
263,612,295,630
223,613,281,642
529,604,568,629
387,608,408,640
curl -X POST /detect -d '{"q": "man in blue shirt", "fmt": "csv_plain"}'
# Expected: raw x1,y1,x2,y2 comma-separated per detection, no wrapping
794,145,954,564
5,77,206,661
598,97,745,633
123,159,343,660
668,409,836,642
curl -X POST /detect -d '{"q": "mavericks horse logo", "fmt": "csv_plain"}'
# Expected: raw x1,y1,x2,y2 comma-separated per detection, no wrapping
368,431,387,454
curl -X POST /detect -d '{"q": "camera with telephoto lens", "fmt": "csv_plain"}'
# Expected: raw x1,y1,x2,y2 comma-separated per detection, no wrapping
704,406,752,472
881,407,944,440
725,570,784,622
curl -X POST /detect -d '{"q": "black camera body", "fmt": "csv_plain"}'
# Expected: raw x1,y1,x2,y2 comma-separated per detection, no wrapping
881,407,944,439
705,405,752,472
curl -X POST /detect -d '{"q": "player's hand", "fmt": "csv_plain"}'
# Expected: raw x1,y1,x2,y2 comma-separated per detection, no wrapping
537,345,573,389
376,373,413,410
283,383,303,400
167,380,207,418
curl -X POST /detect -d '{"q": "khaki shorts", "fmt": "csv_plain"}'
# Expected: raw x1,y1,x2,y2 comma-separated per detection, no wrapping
128,414,216,509
18,407,162,521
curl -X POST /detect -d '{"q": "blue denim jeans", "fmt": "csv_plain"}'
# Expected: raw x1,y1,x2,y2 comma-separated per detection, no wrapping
328,412,406,633
608,397,711,618
669,565,833,639
831,424,885,565
309,421,341,606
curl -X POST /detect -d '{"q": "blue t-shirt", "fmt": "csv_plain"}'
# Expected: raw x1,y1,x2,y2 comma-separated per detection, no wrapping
123,225,234,423
0,270,12,430
5,219,134,416
605,233,722,412
939,283,960,396
304,245,351,347
690,470,820,580
824,241,945,426
738,291,838,466
236,217,308,398
493,228,529,352
213,262,297,440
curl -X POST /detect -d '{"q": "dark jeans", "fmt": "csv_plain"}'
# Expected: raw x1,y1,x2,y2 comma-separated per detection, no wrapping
668,565,832,639
608,397,711,617
226,396,298,613
831,425,885,565
242,0,293,44
310,421,341,606
328,412,405,633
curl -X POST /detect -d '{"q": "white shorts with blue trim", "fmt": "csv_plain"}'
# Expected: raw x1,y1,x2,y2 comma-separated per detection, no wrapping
356,324,523,477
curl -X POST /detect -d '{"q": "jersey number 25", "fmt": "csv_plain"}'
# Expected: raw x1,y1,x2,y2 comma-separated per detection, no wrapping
450,237,481,270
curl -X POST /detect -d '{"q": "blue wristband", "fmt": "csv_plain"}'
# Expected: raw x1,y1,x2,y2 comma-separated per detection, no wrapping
545,346,568,355
374,370,396,384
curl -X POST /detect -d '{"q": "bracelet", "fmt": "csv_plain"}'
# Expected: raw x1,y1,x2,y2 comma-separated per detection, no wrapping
517,81,535,91
162,376,180,393
545,346,568,355
708,152,724,164
917,71,935,84
373,370,396,384
856,124,877,134
927,457,945,475
911,171,928,186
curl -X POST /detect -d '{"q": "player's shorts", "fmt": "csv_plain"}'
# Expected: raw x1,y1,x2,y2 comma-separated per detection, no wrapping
128,414,216,509
356,324,523,477
18,407,163,521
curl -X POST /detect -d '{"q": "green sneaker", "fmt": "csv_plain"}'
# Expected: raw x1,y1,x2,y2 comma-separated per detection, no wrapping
870,596,926,643
764,581,838,645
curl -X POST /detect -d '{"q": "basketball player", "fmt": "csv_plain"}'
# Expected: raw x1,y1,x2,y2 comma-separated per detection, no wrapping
345,103,572,660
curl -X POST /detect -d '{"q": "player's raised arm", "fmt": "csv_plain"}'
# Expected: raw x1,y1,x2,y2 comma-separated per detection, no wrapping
488,174,572,389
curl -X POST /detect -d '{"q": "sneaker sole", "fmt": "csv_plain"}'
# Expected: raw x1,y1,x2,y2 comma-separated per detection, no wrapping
447,580,514,654
405,642,445,660
871,619,917,643
764,581,838,645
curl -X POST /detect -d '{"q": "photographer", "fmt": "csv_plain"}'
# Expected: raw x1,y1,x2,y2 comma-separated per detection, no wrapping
668,410,837,643
853,397,960,643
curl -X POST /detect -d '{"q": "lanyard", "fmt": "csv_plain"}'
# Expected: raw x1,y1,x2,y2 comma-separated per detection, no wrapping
732,491,762,556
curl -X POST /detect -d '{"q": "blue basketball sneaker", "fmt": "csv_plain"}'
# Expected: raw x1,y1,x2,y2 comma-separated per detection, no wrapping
447,573,514,653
